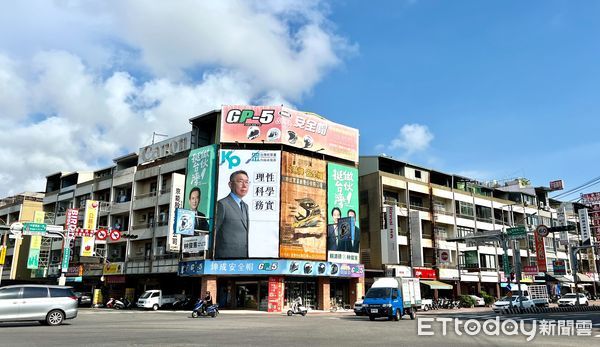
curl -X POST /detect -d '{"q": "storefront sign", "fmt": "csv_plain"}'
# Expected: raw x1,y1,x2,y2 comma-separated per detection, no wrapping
553,259,566,275
523,265,539,274
557,207,569,245
27,235,42,269
103,262,125,275
267,277,284,312
579,208,591,244
382,205,399,264
409,211,423,267
104,275,126,284
413,267,436,279
464,250,479,269
220,105,359,163
534,229,547,272
178,259,364,278
438,249,450,264
138,132,191,165
182,235,208,253
66,265,83,277
327,251,360,264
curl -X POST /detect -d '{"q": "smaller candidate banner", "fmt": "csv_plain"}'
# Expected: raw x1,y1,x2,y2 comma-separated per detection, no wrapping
182,235,208,253
167,173,185,252
175,208,196,236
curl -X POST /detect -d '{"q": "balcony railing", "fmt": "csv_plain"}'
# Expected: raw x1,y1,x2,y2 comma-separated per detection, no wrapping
134,191,157,200
409,204,430,212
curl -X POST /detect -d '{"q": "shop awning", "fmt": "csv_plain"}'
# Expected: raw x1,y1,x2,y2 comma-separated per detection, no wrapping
420,280,453,290
576,273,594,283
553,275,574,283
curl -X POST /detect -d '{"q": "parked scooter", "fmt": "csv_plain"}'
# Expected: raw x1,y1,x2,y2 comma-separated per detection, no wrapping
114,297,134,309
287,297,308,316
191,299,219,318
105,297,116,308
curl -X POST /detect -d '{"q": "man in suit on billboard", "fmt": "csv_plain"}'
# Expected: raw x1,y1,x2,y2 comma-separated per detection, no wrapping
215,170,250,258
189,187,209,232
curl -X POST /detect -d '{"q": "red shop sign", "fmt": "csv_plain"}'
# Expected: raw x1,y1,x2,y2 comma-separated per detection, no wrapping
413,267,436,279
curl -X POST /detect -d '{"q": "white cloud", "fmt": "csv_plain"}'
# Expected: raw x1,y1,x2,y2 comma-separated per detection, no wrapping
0,0,354,197
380,124,434,156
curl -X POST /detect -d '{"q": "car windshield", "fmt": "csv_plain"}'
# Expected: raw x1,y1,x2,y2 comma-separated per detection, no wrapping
140,292,153,299
563,294,577,298
498,296,511,301
365,288,391,299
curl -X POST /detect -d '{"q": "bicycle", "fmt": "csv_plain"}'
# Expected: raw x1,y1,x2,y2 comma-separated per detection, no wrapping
329,298,350,312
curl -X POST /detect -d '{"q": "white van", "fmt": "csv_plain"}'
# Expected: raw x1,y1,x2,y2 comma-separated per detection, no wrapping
136,290,181,310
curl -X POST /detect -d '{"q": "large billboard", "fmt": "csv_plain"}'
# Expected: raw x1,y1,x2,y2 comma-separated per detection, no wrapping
327,163,359,262
280,152,327,260
220,105,359,163
215,149,280,258
184,144,217,234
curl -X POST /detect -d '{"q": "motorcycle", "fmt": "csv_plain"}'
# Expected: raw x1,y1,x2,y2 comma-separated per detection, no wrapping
191,300,219,318
105,297,116,308
287,297,308,316
114,297,134,309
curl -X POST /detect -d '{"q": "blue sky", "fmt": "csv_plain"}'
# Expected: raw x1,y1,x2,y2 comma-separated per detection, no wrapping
0,1,598,201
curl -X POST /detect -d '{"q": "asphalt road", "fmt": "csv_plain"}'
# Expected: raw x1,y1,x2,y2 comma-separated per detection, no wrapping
0,308,599,346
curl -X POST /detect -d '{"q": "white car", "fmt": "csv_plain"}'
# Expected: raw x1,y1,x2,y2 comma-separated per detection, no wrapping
558,293,589,306
469,295,485,307
492,296,534,312
353,299,364,316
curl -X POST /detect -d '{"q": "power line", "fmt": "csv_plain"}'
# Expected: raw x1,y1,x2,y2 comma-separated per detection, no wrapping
551,175,600,200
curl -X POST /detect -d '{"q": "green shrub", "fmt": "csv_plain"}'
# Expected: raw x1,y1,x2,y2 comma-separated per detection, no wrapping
479,291,495,306
459,295,476,308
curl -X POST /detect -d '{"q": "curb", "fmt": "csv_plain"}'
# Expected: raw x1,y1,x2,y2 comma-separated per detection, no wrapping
500,305,600,315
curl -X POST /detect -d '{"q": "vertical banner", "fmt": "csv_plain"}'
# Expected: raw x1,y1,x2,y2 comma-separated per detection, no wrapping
174,208,196,236
558,207,569,245
33,211,45,223
216,149,281,258
63,208,78,273
578,208,591,245
267,276,284,312
326,163,359,262
409,210,423,267
185,144,217,234
27,235,42,269
534,230,547,272
81,200,99,257
382,205,399,264
280,152,327,260
167,173,185,252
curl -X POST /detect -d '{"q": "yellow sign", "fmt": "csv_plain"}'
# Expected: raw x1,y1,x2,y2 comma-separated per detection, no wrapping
0,246,6,265
84,200,99,229
93,289,103,306
33,211,45,223
103,262,124,275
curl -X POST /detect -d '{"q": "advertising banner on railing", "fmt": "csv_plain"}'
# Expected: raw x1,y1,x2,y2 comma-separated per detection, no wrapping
215,149,281,259
178,259,364,278
185,144,217,234
327,163,359,262
280,152,327,260
220,105,359,163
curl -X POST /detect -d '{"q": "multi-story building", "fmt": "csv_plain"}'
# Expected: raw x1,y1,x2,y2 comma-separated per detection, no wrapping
359,155,598,299
0,192,45,283
33,105,363,312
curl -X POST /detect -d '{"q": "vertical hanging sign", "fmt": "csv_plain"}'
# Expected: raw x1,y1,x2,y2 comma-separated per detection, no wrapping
27,235,42,269
578,208,591,245
167,173,185,252
81,200,98,257
63,208,78,272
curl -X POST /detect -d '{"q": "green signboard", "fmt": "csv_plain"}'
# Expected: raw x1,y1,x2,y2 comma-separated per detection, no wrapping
502,253,511,275
507,226,527,240
326,163,359,256
184,144,217,235
61,247,71,273
23,222,47,234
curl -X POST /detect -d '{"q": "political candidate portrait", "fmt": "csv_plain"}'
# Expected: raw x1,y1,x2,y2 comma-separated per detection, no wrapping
214,170,250,258
188,187,209,232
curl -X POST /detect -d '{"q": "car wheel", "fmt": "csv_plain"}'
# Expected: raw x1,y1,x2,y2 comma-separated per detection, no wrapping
409,310,416,320
46,310,65,326
393,309,400,321
152,304,159,311
301,312,306,316
287,310,293,316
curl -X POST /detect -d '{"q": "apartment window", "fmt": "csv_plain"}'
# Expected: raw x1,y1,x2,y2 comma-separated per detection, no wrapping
457,226,475,238
476,205,492,221
479,254,497,270
415,170,422,179
409,196,423,208
456,201,474,217
383,190,399,204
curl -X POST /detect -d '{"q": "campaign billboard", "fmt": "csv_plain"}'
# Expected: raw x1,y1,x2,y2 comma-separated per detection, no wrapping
81,200,99,257
280,152,327,260
166,173,185,252
184,144,217,234
220,105,359,163
326,163,359,262
215,149,280,258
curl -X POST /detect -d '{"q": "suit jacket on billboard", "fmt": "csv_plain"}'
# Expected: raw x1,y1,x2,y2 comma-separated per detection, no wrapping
215,194,249,258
